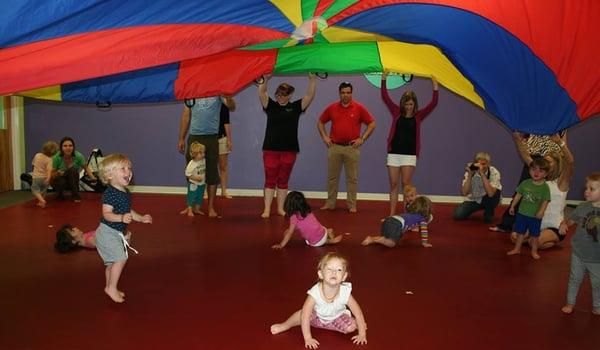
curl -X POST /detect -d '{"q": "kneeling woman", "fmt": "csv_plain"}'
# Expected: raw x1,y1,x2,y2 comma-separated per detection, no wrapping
51,137,96,201
510,132,574,249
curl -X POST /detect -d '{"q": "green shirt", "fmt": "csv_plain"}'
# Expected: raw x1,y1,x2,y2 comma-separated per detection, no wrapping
52,151,86,172
516,179,551,217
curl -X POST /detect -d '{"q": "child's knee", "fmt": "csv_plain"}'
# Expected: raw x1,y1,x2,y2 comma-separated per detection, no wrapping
345,323,357,333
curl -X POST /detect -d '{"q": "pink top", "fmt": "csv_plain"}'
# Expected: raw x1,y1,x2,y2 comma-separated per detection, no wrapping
31,153,52,178
81,230,96,249
290,213,325,245
381,80,438,155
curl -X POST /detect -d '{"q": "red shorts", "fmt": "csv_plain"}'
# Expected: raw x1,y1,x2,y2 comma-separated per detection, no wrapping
263,151,297,189
309,310,356,334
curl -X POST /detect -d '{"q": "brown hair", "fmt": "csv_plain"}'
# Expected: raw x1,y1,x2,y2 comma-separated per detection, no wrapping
399,90,419,117
275,83,295,97
406,196,433,219
587,172,600,183
41,141,58,157
545,151,563,181
530,157,550,172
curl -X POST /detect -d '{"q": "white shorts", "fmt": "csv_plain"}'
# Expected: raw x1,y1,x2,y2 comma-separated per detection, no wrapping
387,154,417,167
218,136,230,155
306,226,328,247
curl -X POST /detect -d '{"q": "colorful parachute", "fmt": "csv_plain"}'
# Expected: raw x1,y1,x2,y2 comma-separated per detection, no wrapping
1,0,599,134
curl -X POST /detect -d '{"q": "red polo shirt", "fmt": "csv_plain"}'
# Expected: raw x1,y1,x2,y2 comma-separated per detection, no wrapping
319,100,375,143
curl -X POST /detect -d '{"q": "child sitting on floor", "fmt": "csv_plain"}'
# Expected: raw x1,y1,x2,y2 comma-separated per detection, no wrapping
272,191,342,249
270,252,367,348
362,196,433,248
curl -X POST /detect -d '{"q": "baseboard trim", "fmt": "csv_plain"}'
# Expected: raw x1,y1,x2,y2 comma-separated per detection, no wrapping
128,186,583,206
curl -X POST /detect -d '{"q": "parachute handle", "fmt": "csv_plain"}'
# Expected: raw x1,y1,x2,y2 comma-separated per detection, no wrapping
184,99,196,108
96,101,111,109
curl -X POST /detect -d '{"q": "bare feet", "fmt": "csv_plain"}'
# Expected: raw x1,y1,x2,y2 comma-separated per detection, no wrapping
561,305,574,314
180,208,191,215
361,236,374,246
488,226,506,232
277,209,286,216
348,208,357,213
104,287,124,303
208,210,221,218
320,205,334,210
36,201,46,208
422,243,433,248
531,252,540,259
118,290,126,298
506,249,520,256
270,323,289,335
193,210,205,215
593,308,600,315
221,192,233,199
261,211,270,218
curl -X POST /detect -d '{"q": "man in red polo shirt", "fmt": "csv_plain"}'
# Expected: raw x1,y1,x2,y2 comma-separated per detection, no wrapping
317,81,376,213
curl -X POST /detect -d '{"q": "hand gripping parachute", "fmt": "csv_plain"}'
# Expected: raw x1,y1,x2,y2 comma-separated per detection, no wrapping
1,0,599,134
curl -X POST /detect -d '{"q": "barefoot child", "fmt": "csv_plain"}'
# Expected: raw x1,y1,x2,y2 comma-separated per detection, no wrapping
270,252,367,348
180,142,206,217
272,191,342,249
560,172,600,315
507,157,550,259
363,196,433,248
31,140,58,208
96,154,152,303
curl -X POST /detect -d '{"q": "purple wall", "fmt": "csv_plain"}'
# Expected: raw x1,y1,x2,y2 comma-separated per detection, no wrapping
24,75,600,200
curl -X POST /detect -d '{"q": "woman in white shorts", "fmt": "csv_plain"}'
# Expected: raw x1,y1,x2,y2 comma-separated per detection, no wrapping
381,71,439,216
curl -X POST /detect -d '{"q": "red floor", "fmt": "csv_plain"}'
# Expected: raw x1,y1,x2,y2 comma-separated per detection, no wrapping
1,193,598,350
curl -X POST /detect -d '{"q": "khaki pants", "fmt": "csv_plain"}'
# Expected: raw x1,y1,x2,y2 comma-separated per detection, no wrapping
325,144,360,210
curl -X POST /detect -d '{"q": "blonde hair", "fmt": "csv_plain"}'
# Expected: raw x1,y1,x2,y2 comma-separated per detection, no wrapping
587,172,600,183
41,140,58,157
317,252,349,279
406,196,433,219
189,142,205,157
403,184,417,196
99,153,131,185
474,152,491,163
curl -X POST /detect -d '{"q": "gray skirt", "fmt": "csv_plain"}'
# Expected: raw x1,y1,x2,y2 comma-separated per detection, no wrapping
96,223,128,265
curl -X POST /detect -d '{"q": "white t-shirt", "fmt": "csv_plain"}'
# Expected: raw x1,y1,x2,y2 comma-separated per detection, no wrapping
185,159,206,189
541,180,567,229
307,282,352,323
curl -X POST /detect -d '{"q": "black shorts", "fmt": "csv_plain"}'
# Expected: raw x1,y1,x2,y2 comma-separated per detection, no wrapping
381,217,404,242
547,227,565,242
